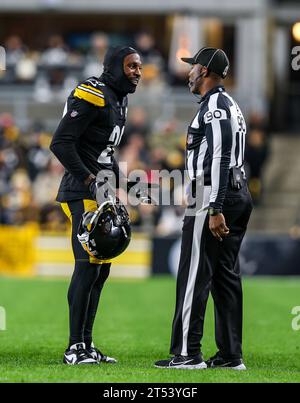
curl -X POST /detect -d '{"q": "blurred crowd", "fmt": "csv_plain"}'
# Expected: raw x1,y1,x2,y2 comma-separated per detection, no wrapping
244,113,270,206
0,31,270,234
0,107,188,233
0,106,269,234
0,31,189,102
0,30,187,233
0,113,66,230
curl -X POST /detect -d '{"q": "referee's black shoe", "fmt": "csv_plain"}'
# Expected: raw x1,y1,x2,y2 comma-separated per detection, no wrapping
154,354,207,369
206,352,246,370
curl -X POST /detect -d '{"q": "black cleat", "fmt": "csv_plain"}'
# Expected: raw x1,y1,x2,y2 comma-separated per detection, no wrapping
87,342,117,364
206,352,246,370
154,354,207,369
63,342,98,365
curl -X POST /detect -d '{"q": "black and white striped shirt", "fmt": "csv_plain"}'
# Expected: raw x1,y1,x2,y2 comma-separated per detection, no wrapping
186,85,246,210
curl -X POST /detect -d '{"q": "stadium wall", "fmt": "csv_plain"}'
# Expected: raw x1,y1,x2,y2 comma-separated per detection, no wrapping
0,0,267,15
1,226,299,278
152,234,300,276
0,227,150,278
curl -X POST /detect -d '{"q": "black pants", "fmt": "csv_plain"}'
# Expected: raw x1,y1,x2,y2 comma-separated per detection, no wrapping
61,199,111,348
170,184,253,359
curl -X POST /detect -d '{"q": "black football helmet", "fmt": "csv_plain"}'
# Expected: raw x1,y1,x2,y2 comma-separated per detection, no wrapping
77,200,131,260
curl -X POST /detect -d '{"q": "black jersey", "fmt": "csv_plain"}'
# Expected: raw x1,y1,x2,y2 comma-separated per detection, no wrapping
50,76,128,202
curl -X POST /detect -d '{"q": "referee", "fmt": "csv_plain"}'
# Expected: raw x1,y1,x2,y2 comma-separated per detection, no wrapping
155,48,253,370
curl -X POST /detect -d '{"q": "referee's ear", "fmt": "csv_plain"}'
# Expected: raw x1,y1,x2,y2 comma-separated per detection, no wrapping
202,66,209,78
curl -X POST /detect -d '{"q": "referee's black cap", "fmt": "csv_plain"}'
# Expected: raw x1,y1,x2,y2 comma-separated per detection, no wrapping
181,47,229,79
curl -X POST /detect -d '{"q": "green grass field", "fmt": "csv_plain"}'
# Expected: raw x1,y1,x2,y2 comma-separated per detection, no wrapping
0,275,299,383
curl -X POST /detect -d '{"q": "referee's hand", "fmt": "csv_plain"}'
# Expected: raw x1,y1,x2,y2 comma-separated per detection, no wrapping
209,213,229,242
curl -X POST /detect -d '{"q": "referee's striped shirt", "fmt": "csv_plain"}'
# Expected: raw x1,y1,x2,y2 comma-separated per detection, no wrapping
186,85,247,210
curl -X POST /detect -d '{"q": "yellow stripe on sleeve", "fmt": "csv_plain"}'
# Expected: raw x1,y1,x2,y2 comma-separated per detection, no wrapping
80,84,103,94
74,88,105,107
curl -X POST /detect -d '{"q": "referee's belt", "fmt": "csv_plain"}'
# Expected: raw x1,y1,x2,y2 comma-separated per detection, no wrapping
191,167,246,194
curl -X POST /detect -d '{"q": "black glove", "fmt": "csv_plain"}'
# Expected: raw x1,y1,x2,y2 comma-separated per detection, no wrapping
88,179,97,200
126,180,158,192
89,178,116,203
126,180,158,204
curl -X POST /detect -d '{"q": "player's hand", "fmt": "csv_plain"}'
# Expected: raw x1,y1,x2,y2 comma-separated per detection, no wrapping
88,178,116,203
88,179,97,200
209,213,229,242
126,179,158,204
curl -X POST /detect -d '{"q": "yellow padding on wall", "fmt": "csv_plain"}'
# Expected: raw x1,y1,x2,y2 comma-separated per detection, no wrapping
36,249,149,265
0,224,38,276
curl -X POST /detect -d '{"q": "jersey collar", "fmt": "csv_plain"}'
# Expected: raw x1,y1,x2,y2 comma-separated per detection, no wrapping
200,85,225,103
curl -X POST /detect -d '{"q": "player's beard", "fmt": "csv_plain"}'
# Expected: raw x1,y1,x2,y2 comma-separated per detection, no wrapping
126,79,138,93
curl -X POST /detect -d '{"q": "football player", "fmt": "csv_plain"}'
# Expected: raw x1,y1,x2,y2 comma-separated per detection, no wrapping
50,46,142,365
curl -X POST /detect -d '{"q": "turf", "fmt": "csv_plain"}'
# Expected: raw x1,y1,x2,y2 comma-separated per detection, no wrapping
0,276,299,383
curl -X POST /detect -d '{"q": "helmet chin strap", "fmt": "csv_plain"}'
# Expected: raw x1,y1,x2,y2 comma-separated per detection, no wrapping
77,197,118,251
90,197,117,226
77,189,131,260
